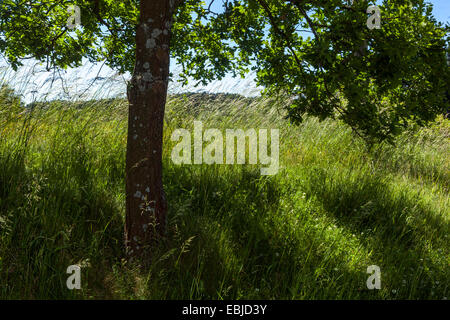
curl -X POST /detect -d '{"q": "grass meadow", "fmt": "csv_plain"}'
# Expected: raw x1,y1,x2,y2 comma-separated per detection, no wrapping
0,86,448,299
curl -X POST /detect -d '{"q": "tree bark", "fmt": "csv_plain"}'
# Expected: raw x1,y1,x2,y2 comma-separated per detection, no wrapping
125,0,174,257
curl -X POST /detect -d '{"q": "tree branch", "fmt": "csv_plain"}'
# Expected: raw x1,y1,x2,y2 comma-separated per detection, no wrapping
255,0,303,68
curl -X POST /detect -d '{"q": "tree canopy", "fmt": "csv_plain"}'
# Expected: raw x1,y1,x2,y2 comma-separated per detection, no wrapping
1,0,449,143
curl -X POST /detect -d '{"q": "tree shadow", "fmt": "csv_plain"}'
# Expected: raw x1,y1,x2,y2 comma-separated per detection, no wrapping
302,167,449,298
0,140,125,299
158,164,385,299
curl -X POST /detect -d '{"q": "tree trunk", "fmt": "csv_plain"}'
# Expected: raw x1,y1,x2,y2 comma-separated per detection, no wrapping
125,0,174,257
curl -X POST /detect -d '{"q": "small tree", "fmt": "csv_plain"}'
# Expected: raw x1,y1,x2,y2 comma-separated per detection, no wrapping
1,0,448,257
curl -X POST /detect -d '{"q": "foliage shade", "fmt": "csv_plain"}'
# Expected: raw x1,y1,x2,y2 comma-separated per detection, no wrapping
0,93,448,299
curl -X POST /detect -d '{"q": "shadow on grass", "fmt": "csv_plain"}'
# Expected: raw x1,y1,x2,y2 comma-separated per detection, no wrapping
1,148,446,299
0,143,125,299
303,166,449,298
144,164,379,299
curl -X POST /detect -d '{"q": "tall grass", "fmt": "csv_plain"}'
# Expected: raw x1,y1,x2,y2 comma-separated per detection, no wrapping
0,87,448,299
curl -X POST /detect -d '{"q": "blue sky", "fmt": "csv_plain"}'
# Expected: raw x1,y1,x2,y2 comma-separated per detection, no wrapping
430,0,450,22
1,0,448,103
